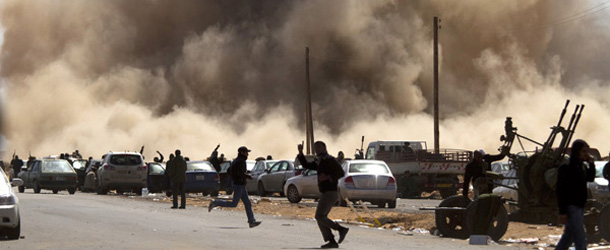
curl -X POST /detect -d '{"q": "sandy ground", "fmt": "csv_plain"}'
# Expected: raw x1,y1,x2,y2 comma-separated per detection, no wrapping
139,192,609,250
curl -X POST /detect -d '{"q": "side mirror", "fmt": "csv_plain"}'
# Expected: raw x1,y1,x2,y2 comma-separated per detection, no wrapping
11,178,23,187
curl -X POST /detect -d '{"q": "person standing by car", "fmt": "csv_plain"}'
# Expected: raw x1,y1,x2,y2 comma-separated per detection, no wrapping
208,146,261,228
297,141,348,249
153,151,164,163
168,150,187,209
209,145,221,173
11,155,23,179
555,139,596,250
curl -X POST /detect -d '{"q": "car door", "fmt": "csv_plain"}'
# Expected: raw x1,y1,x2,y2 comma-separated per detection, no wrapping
30,161,42,185
263,162,284,192
300,169,319,197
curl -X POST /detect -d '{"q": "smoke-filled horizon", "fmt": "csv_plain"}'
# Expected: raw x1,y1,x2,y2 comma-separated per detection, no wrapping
1,0,610,160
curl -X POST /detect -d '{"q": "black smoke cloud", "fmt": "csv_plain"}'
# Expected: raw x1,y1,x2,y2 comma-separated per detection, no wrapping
1,0,610,159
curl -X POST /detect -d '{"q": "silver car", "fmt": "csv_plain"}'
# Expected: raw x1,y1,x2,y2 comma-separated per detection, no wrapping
338,160,397,208
246,160,277,194
284,169,319,203
257,160,301,197
97,152,147,195
0,167,22,239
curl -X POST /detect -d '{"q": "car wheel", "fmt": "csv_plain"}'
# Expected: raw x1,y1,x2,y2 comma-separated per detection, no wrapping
96,181,107,195
7,217,20,240
18,185,24,193
258,182,267,197
286,185,302,203
211,190,219,197
165,191,172,197
52,189,59,194
377,201,386,208
68,188,76,195
135,189,142,196
388,199,397,208
33,181,41,194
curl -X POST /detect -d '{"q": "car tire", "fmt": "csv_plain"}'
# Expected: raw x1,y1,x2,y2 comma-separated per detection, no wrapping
135,189,142,196
96,181,107,195
52,189,59,194
377,201,386,208
211,190,219,197
388,199,397,208
18,185,24,193
258,182,267,197
33,181,41,194
286,185,302,203
165,191,172,197
7,217,20,240
68,188,76,195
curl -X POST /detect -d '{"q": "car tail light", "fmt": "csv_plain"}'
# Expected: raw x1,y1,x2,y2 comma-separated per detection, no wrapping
387,177,396,185
295,169,302,176
103,164,115,170
137,165,147,171
345,176,354,184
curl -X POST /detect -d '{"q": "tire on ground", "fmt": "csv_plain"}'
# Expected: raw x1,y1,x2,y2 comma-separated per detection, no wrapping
435,195,471,239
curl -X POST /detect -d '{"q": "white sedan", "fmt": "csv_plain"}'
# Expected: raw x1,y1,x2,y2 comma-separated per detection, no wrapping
338,160,397,208
0,167,22,239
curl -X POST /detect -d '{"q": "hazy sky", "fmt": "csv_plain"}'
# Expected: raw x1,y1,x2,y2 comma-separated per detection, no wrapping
1,0,610,160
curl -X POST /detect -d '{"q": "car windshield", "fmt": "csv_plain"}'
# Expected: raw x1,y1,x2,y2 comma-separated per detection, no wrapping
72,160,87,170
187,162,215,171
110,155,142,165
265,160,278,169
42,160,74,173
348,163,390,174
149,163,165,175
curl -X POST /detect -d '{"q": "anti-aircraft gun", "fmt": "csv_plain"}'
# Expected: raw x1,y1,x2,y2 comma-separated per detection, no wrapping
426,100,610,242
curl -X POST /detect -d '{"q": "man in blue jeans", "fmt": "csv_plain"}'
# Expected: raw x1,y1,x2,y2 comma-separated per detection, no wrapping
208,146,261,228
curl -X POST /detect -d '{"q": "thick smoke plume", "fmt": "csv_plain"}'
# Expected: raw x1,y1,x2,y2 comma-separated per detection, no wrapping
1,0,610,160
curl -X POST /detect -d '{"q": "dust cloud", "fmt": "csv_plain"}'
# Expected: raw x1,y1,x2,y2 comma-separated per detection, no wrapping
1,0,609,160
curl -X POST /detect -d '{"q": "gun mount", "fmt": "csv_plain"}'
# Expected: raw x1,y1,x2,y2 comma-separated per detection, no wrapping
427,100,610,243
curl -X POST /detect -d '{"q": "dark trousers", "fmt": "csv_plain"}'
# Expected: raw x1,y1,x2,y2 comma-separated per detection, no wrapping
172,181,186,208
315,191,344,242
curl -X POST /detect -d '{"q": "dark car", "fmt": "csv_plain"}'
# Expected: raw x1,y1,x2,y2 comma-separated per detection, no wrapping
182,161,220,197
18,159,78,194
146,162,170,195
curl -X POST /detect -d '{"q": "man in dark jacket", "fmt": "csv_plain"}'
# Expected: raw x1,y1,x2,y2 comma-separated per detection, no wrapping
462,150,487,198
11,155,23,178
297,141,348,249
555,139,595,250
208,146,261,228
168,149,187,209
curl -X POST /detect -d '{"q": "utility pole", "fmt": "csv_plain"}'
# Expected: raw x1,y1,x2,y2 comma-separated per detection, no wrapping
305,47,315,154
433,17,440,154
